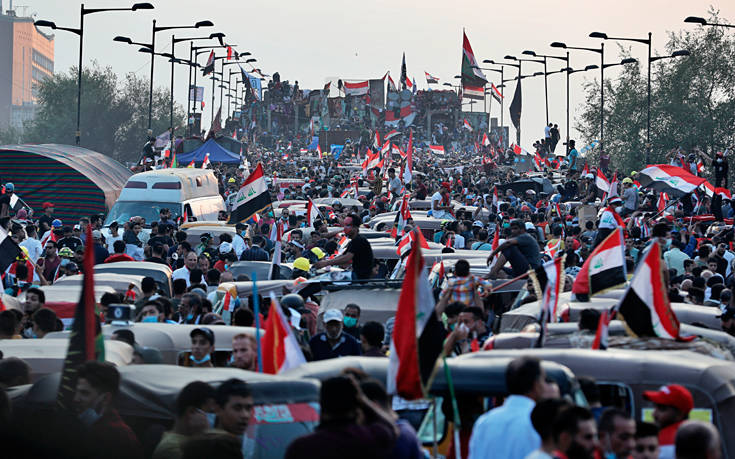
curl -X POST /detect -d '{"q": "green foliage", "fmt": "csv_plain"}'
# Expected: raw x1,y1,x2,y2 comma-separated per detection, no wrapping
577,10,735,176
22,63,185,163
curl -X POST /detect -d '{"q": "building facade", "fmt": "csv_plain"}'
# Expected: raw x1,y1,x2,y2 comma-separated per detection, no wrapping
0,7,54,131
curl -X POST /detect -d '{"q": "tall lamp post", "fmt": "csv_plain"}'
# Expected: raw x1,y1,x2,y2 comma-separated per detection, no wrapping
189,45,234,131
147,20,214,135
504,55,547,123
485,59,521,144
522,50,569,146
34,2,154,145
684,16,735,28
551,41,605,151
222,58,257,118
473,65,503,127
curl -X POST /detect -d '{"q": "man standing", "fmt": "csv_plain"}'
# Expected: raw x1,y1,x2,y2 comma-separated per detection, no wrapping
468,356,547,459
674,421,721,459
230,334,256,371
314,214,374,281
551,405,599,459
38,202,55,233
342,304,362,339
643,384,694,459
73,361,143,459
621,178,639,217
152,381,216,459
173,252,206,287
550,124,560,153
212,378,255,443
486,219,542,277
633,422,660,459
309,309,361,360
598,408,637,459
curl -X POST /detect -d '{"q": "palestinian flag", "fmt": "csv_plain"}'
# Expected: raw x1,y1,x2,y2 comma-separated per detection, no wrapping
637,164,707,197
228,163,272,223
425,71,439,84
0,224,21,273
572,228,626,299
57,225,104,410
460,30,487,100
202,50,215,76
490,83,503,103
614,242,694,341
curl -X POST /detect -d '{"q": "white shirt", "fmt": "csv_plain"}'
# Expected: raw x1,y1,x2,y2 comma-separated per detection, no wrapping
598,209,620,230
544,125,551,138
172,266,206,287
468,395,540,459
232,234,247,258
723,250,735,277
21,237,43,263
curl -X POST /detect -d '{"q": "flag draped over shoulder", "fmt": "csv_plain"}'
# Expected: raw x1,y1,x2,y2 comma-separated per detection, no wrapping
572,228,626,299
57,225,104,410
460,31,487,100
228,163,272,223
387,232,437,399
614,242,694,341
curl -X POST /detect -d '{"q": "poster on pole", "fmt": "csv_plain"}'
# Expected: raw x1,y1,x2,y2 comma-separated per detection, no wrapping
189,86,204,102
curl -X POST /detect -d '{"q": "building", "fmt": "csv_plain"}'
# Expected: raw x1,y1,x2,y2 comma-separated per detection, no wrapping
0,5,54,131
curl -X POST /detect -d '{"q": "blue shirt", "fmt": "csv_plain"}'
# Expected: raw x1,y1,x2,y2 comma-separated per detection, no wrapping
308,332,362,361
468,395,540,459
568,149,579,170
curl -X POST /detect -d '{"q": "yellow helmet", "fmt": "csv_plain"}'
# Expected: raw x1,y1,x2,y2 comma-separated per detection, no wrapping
310,247,325,260
293,257,311,272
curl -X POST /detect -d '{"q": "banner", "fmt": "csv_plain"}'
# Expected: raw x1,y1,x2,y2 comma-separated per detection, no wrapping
189,86,204,102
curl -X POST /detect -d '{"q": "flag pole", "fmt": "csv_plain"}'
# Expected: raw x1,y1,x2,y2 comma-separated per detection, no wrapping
442,356,462,459
252,271,263,372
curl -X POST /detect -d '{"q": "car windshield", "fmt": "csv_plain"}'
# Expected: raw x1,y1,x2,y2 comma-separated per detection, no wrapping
104,201,180,227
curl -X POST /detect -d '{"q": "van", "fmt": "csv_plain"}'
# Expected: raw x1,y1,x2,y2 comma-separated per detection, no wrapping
103,169,225,227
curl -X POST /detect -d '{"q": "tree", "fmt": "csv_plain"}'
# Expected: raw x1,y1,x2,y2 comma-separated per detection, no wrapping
577,10,735,179
22,63,185,164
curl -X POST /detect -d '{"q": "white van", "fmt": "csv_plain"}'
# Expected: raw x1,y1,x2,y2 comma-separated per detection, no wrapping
104,169,225,228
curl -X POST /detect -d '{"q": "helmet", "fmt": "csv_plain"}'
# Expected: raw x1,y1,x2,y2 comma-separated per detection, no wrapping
293,257,311,272
52,219,62,228
310,247,325,260
58,247,74,258
228,178,236,184
280,293,305,310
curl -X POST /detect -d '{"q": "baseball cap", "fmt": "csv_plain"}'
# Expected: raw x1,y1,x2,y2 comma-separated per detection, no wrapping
643,384,693,414
472,220,484,228
42,202,54,209
73,224,81,230
92,230,102,240
190,327,215,346
323,309,343,323
525,222,535,230
4,183,13,192
51,219,62,228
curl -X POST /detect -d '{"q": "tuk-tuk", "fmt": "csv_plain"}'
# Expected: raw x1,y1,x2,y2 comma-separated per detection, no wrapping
182,224,238,246
45,322,260,366
8,365,321,459
23,284,116,326
314,197,364,209
460,348,735,458
95,261,173,297
0,338,133,381
54,272,144,297
229,261,293,281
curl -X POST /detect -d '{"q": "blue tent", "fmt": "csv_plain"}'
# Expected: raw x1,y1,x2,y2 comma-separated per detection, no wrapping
177,138,241,164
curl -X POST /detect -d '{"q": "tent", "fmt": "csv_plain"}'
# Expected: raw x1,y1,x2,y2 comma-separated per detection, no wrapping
0,144,131,222
176,138,240,164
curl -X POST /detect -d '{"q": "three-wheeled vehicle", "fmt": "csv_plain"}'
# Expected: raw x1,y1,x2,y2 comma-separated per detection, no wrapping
95,261,173,297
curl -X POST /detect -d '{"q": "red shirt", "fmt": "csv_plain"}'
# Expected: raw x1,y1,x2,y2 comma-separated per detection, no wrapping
104,253,135,263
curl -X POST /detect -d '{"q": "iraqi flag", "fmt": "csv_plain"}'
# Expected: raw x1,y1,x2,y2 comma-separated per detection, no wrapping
228,163,272,223
387,233,438,399
387,74,398,92
596,168,610,193
607,173,619,199
425,71,439,84
490,83,503,103
201,153,211,169
657,192,669,213
306,198,322,227
391,193,411,239
344,80,369,96
317,145,323,159
0,224,21,273
57,225,104,410
429,145,445,155
614,242,694,341
202,50,215,76
572,228,626,299
462,119,473,131
716,187,731,200
482,133,490,147
262,293,307,374
460,31,487,100
637,164,707,197
539,256,564,324
492,186,499,211
591,309,611,350
385,129,400,141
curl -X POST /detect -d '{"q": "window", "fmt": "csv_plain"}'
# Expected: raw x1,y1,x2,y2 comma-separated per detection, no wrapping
32,50,53,73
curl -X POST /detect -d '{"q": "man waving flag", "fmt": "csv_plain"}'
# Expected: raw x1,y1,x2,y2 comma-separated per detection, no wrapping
228,163,272,223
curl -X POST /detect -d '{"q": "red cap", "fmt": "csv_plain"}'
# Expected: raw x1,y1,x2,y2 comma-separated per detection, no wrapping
42,202,54,209
441,182,451,190
643,384,693,414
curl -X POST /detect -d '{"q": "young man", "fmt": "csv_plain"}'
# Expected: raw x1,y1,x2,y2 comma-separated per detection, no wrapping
230,334,256,371
213,378,254,440
73,361,143,459
674,421,721,459
309,309,361,360
633,421,660,459
598,408,636,459
181,327,215,368
152,381,216,459
551,405,599,459
314,214,374,281
468,357,548,459
643,384,693,459
486,219,542,277
526,398,570,459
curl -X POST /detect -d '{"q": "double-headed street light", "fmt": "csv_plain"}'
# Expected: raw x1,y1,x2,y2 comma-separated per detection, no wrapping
505,55,547,125
523,49,570,145
35,2,154,145
473,64,504,127
684,16,735,28
484,59,522,143
222,59,258,118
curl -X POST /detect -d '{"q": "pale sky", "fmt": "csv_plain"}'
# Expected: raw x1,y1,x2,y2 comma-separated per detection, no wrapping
17,0,735,148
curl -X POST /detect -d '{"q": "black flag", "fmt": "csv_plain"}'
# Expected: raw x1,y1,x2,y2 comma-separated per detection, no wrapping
509,80,522,131
400,53,407,91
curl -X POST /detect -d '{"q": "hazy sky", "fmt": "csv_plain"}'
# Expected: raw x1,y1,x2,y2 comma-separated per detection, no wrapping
17,0,735,147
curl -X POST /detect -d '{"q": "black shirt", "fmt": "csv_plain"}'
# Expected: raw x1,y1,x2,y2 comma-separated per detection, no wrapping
347,234,374,280
0,194,10,213
57,236,83,252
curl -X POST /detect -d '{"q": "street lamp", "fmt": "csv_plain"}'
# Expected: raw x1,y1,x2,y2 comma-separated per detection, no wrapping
189,44,233,133
684,16,735,28
506,55,549,125
551,41,606,151
473,64,504,126
523,49,569,144
146,19,214,135
35,2,154,145
485,59,522,144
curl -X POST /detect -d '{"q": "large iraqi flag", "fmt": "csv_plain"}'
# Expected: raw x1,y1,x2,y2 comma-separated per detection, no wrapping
343,80,369,96
572,228,626,299
228,163,271,223
637,164,707,197
614,242,694,341
460,31,487,100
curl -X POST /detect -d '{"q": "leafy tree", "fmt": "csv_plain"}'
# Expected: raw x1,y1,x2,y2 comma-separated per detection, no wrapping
22,63,185,163
577,10,735,180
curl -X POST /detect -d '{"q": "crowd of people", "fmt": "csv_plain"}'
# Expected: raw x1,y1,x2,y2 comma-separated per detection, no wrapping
0,115,733,459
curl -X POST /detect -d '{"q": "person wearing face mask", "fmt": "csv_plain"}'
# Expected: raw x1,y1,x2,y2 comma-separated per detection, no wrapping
342,304,361,339
309,309,361,361
152,381,217,459
73,361,143,459
137,301,162,323
181,327,215,368
232,223,248,258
